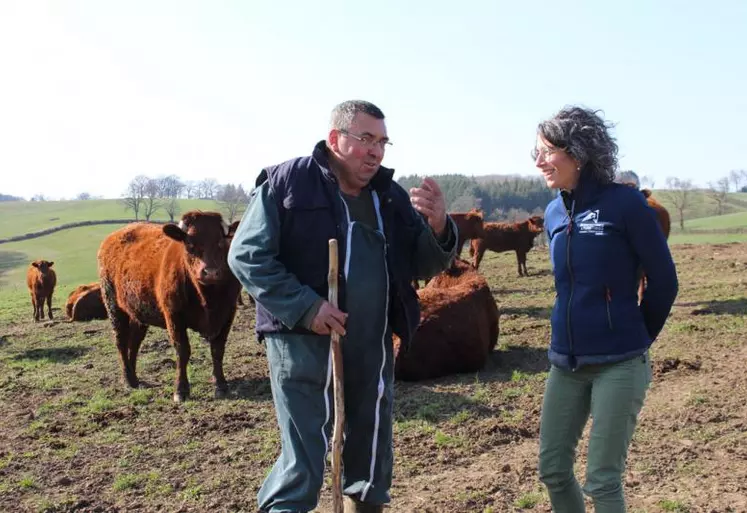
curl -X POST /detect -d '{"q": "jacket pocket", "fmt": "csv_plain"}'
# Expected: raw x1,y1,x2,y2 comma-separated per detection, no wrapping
604,285,613,330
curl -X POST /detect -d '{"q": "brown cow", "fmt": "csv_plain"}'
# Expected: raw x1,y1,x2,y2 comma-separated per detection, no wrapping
470,215,545,276
450,208,485,257
65,283,108,321
97,211,241,402
637,187,672,303
411,210,484,290
394,258,500,381
26,260,56,322
620,183,672,303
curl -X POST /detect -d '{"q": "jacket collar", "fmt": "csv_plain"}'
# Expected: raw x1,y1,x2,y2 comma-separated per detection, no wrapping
311,140,395,194
560,171,605,213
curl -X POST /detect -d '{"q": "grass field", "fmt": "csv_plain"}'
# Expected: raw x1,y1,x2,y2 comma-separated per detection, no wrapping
1,238,746,512
0,199,224,239
682,210,747,230
652,191,747,222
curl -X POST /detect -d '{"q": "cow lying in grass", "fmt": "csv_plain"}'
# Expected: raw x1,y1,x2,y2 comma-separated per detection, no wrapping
66,283,108,321
394,258,500,381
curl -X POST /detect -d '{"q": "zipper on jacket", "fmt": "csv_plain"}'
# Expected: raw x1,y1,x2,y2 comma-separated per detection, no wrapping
604,285,613,330
565,200,576,362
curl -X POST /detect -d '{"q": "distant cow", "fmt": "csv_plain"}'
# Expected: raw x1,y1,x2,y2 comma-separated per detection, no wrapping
450,208,485,257
66,283,108,321
394,258,500,381
412,210,484,290
26,260,56,322
470,216,545,276
97,211,241,402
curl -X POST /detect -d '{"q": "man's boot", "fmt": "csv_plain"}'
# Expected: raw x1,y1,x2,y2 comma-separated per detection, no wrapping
343,495,384,513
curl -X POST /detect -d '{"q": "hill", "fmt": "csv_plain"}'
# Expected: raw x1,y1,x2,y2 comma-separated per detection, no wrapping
0,224,126,315
649,191,747,224
0,199,225,240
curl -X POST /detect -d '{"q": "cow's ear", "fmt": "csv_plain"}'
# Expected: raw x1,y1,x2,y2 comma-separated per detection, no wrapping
163,223,187,242
48,261,54,267
31,261,40,269
226,221,240,238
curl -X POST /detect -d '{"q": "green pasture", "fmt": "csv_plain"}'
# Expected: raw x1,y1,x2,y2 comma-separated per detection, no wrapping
0,199,222,239
682,210,747,230
0,224,127,324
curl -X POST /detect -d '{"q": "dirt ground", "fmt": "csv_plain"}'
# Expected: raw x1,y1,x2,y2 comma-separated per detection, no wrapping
1,243,746,512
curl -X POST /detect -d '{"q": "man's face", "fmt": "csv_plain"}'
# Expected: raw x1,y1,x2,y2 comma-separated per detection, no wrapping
328,113,390,191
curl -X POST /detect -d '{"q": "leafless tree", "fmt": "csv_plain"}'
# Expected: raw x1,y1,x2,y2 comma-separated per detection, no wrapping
157,175,184,199
122,175,150,220
182,180,198,199
164,197,180,222
198,178,220,200
640,175,656,189
218,183,249,222
142,178,162,221
665,177,695,231
729,170,744,193
706,177,730,216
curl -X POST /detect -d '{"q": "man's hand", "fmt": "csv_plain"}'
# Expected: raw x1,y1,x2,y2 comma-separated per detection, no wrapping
310,301,348,336
410,177,447,237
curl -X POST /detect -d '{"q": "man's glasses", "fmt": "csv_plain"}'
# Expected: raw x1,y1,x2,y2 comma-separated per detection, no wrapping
339,129,393,150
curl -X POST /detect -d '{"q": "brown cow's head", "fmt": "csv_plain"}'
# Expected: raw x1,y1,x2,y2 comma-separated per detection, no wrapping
463,210,484,233
527,215,544,232
31,260,54,273
162,211,239,285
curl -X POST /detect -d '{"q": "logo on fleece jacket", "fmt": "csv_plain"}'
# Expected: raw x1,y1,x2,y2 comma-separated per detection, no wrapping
578,209,605,235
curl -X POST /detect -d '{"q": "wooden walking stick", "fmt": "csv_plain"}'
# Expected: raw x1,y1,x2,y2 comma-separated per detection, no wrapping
328,238,345,513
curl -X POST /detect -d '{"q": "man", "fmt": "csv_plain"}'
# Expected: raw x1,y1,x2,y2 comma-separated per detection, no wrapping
228,100,457,513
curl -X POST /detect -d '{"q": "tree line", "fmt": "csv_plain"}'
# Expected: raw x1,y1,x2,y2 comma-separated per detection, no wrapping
121,175,249,223
5,168,746,229
398,174,555,222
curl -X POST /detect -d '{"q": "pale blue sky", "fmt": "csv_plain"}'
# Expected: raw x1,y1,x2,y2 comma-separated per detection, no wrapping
1,1,745,200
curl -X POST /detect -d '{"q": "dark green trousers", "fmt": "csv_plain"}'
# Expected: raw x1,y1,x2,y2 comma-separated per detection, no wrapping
258,220,393,513
538,352,652,513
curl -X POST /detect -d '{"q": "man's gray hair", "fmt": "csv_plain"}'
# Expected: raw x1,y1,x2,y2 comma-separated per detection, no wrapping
329,100,385,131
536,106,619,184
616,170,640,187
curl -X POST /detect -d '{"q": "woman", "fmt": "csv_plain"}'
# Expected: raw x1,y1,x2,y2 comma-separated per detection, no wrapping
534,106,678,512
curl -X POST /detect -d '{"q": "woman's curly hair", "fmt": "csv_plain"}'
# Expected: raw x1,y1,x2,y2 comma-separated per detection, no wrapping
535,106,619,184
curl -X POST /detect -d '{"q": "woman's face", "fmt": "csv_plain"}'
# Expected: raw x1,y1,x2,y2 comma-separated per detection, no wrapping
534,135,581,190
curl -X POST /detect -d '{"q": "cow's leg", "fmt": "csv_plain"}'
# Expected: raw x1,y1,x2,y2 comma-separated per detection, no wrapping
127,321,148,386
515,250,524,276
456,235,465,257
31,294,39,322
112,312,138,388
46,292,54,320
473,244,486,270
518,250,528,276
166,319,191,402
99,278,137,387
37,295,45,321
208,321,234,399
